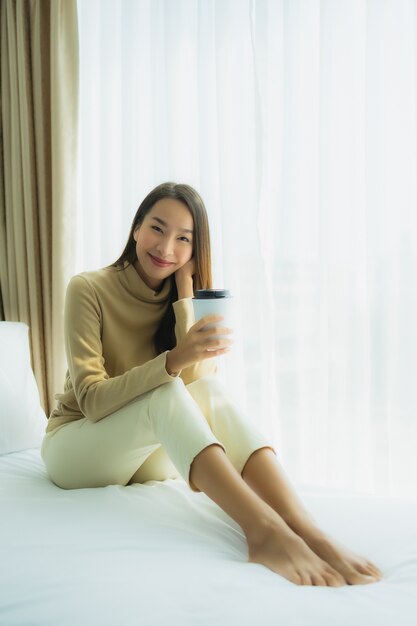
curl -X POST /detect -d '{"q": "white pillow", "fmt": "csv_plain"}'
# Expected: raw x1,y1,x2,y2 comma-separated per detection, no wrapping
0,322,47,455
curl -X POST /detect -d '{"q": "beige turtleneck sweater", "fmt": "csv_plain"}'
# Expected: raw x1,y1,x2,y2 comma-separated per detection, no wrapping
46,261,216,434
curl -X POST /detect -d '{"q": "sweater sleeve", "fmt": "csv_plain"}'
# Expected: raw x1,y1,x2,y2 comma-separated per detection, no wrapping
64,275,177,422
173,297,218,385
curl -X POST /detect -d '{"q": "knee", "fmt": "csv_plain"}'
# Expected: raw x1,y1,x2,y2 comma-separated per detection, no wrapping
187,375,224,393
186,375,226,401
148,377,187,414
184,376,232,419
162,376,187,395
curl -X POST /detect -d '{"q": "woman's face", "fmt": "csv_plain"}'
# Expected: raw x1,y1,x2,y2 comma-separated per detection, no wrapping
133,198,194,290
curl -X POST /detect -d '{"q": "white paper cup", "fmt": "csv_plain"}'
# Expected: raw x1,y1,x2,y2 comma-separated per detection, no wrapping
192,289,233,339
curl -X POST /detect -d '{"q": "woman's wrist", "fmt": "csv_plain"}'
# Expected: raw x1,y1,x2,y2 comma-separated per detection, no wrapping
165,350,181,377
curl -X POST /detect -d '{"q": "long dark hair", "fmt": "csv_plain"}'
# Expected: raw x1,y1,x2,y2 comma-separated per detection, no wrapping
110,182,212,353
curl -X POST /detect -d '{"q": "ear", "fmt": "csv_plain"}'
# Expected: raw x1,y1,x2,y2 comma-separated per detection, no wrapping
133,227,139,242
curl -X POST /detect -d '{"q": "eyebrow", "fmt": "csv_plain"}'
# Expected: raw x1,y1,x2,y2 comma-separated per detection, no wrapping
151,216,194,234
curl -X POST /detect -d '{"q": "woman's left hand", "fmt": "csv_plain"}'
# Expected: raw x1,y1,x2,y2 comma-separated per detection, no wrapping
175,257,195,298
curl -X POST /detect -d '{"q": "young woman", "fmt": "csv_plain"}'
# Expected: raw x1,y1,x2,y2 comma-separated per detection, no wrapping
41,182,382,587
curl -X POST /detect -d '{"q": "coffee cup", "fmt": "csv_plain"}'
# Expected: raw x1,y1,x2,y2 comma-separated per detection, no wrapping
192,289,233,339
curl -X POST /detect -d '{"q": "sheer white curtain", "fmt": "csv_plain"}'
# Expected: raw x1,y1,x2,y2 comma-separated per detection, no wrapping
76,0,417,498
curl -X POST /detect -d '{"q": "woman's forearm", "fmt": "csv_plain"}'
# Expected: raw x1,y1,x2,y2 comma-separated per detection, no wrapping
176,277,194,300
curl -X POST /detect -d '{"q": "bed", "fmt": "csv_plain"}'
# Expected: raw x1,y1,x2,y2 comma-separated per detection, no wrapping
1,322,416,626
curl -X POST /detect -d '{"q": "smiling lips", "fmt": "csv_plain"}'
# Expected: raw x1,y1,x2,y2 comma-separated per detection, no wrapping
148,253,174,268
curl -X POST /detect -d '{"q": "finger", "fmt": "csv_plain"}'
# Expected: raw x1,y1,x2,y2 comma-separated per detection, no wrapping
201,347,231,358
201,326,234,337
205,337,233,350
193,314,224,331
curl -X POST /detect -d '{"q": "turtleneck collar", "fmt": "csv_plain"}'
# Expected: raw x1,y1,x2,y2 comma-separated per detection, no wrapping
114,261,172,303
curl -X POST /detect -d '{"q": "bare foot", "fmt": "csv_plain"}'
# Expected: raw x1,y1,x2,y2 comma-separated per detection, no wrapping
247,519,346,586
287,517,382,585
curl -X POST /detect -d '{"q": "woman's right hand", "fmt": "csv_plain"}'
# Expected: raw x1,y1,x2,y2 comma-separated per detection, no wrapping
165,315,233,375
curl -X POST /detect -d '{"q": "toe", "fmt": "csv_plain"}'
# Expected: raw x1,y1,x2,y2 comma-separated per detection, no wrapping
288,571,303,586
324,567,345,587
355,562,373,575
367,561,383,578
311,573,327,586
353,560,382,581
346,569,378,585
299,571,314,585
329,573,346,587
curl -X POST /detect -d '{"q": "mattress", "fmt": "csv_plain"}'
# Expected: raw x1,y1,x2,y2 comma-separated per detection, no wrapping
0,448,416,626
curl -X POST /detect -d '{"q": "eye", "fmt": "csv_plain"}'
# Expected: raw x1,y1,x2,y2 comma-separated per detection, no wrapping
178,236,191,243
151,225,163,233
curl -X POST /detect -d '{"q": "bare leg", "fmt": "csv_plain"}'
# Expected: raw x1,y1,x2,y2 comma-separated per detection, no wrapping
189,444,346,586
241,448,382,584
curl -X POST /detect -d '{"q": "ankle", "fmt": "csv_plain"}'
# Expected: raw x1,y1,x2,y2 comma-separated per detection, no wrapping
244,513,292,549
281,510,318,535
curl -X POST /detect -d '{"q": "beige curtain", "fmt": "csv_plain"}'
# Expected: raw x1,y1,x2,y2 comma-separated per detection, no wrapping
0,0,78,416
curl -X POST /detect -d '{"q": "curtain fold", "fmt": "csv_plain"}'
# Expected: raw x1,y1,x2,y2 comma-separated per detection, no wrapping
0,0,78,416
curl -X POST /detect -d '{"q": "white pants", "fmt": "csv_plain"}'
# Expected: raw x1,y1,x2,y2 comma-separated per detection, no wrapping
41,376,276,491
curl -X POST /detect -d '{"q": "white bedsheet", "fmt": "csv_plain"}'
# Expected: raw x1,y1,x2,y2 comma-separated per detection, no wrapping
0,449,416,626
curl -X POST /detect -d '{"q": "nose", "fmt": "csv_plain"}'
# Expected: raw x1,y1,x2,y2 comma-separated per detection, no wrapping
156,235,175,258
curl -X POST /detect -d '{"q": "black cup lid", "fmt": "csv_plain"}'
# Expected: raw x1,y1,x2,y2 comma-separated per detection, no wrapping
193,289,231,299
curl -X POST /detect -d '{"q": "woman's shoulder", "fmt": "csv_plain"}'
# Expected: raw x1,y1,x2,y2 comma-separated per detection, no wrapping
68,264,124,287
66,264,127,302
